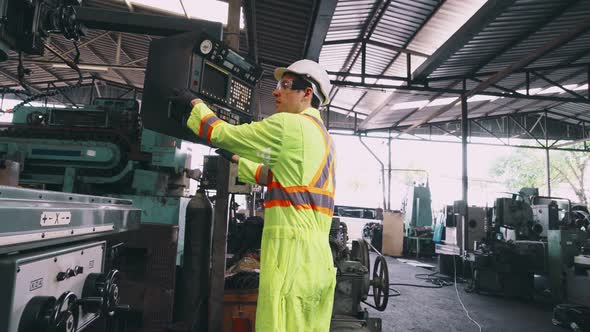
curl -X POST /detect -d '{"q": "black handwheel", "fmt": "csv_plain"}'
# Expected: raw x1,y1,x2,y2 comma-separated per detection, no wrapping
83,269,121,315
352,239,370,272
104,269,121,314
372,255,389,311
18,296,57,332
53,291,79,332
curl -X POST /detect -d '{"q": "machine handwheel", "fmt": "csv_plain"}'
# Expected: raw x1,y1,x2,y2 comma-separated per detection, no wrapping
82,269,120,315
371,255,389,311
352,239,371,272
18,296,57,332
104,269,121,314
53,291,79,332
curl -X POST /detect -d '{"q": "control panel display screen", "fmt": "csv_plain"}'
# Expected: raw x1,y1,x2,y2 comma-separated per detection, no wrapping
201,63,229,102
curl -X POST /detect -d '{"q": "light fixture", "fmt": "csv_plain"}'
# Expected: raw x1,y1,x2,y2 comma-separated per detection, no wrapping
52,63,110,72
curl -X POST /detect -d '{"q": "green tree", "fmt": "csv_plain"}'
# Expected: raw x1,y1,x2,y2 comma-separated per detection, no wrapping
551,149,590,206
490,147,590,205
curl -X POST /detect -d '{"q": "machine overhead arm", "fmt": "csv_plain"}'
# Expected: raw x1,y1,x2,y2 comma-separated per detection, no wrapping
74,7,223,38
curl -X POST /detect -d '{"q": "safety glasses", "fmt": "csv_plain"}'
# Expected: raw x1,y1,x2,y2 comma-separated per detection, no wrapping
275,79,312,91
275,79,295,90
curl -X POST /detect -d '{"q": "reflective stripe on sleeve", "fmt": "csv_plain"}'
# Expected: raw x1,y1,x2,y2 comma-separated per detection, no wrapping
255,164,273,186
198,113,222,144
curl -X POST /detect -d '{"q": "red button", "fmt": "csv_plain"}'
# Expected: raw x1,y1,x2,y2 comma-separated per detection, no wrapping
193,80,198,86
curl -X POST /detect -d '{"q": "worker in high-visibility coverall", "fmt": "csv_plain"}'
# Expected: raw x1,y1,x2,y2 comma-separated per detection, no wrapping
186,59,336,331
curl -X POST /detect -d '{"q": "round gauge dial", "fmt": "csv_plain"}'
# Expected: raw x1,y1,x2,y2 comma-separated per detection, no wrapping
200,40,213,55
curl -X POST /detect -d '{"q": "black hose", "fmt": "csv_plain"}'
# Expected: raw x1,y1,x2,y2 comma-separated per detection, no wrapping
389,282,443,289
368,288,401,297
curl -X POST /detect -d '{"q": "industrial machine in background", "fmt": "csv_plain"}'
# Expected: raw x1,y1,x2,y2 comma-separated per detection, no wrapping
469,188,590,305
436,204,488,255
329,218,389,332
402,184,434,257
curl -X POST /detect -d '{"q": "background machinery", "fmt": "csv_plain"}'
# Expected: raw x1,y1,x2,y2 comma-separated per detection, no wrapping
470,188,590,304
329,218,390,332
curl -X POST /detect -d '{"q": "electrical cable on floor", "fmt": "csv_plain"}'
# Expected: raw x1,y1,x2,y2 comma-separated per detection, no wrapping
389,282,442,289
454,256,482,332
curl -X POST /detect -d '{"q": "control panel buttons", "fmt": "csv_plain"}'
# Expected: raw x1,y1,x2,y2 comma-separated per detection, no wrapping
56,267,83,282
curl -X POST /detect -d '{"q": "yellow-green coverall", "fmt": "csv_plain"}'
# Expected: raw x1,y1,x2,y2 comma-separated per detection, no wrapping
187,103,336,331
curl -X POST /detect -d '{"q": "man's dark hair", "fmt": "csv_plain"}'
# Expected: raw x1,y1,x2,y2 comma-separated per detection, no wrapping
289,74,321,108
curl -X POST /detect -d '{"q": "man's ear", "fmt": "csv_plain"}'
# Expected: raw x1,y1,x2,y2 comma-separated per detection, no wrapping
304,87,314,100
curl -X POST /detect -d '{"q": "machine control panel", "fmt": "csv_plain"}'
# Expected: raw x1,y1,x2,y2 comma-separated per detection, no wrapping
189,34,262,117
0,241,105,332
141,30,262,142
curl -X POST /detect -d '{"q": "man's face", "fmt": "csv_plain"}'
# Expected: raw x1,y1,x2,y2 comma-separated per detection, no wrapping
272,73,313,113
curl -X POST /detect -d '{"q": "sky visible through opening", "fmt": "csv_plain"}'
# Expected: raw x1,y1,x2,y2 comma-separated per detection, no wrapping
124,0,245,28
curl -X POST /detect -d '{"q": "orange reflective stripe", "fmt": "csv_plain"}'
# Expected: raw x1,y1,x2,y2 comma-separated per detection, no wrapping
266,185,334,215
206,119,222,143
269,184,334,198
198,113,215,137
264,200,334,216
255,165,273,186
255,164,263,184
199,113,222,143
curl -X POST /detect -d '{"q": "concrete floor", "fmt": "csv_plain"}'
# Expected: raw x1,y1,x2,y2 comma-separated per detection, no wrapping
365,254,564,332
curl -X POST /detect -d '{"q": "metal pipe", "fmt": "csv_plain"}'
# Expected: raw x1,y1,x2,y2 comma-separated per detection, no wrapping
546,148,551,196
359,136,387,211
388,130,392,210
461,93,469,256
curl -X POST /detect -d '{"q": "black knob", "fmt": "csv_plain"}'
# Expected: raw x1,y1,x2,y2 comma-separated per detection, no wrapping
74,266,83,275
56,272,67,281
67,268,76,278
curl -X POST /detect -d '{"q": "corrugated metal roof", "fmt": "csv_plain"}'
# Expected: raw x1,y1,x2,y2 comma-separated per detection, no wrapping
357,0,590,133
2,0,589,141
321,0,486,123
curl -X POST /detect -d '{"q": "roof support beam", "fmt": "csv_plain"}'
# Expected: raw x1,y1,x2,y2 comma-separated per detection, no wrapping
530,70,586,99
50,82,79,107
507,114,545,147
75,7,222,37
49,31,111,61
363,108,590,134
323,39,430,58
304,0,338,61
467,48,590,119
331,79,589,104
7,58,145,71
244,0,259,62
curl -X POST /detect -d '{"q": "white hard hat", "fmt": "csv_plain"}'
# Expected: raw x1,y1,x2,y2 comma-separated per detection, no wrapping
274,59,332,106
